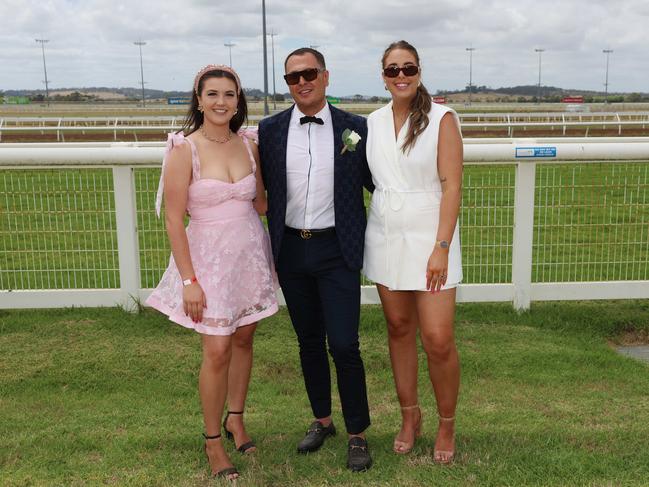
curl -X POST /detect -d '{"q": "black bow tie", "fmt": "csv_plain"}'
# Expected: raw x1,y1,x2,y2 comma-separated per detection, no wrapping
300,116,324,125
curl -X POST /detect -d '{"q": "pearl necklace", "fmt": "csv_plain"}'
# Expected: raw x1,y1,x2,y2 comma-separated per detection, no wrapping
200,125,233,144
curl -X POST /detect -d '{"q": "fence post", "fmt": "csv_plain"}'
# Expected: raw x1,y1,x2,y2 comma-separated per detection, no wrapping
512,161,536,311
113,166,141,311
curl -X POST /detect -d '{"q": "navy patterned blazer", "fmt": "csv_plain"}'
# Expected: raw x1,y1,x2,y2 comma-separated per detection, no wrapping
258,103,374,271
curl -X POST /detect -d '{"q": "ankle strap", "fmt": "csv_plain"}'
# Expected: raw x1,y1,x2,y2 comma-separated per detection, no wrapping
438,415,455,421
203,433,222,440
226,410,244,415
400,404,420,411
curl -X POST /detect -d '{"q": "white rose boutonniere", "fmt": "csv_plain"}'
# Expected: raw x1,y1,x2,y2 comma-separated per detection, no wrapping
341,129,362,154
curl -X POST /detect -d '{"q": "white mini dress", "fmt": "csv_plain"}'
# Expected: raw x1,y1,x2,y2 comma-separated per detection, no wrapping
363,102,463,291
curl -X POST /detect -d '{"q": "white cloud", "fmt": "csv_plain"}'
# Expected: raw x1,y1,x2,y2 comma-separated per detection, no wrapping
1,0,647,94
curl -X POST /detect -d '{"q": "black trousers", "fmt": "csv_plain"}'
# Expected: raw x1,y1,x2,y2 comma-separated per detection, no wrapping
277,230,371,434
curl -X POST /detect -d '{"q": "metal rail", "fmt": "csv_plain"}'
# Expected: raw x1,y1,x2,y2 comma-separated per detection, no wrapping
1,138,648,311
2,112,648,141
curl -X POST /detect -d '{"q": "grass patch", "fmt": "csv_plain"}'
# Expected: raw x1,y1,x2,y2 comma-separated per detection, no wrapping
1,301,649,486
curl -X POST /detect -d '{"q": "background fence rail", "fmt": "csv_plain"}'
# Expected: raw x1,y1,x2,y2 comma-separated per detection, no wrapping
3,112,649,141
1,138,648,310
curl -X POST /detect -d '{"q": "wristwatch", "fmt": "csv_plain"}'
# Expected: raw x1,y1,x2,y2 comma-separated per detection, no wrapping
182,276,197,286
436,240,449,249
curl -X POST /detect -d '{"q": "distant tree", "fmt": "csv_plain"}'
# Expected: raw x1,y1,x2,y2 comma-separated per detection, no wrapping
353,94,363,101
31,94,45,102
626,93,643,102
370,96,380,103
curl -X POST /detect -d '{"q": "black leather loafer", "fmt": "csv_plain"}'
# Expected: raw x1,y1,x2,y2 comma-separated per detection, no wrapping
297,420,336,453
347,436,372,472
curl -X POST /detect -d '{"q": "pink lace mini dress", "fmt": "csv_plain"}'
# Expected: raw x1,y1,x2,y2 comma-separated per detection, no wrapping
146,131,279,335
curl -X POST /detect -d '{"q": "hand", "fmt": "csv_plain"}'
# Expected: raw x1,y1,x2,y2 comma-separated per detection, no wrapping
426,247,449,293
183,282,207,323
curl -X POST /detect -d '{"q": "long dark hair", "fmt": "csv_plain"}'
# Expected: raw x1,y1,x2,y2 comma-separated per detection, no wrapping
382,40,432,154
179,69,248,135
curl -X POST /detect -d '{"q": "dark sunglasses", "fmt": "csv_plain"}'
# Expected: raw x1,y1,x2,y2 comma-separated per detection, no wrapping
383,65,420,78
283,68,324,85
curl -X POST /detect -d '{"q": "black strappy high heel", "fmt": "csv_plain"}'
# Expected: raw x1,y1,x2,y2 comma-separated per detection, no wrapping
222,411,256,454
203,433,239,480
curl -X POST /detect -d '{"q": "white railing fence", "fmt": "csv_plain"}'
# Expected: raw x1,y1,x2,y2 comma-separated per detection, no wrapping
3,112,649,141
1,138,648,311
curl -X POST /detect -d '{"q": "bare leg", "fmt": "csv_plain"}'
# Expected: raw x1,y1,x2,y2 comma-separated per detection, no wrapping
200,334,238,479
224,323,257,452
377,284,421,452
415,288,460,463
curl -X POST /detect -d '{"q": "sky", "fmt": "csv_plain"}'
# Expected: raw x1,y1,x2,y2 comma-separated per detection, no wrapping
1,0,648,96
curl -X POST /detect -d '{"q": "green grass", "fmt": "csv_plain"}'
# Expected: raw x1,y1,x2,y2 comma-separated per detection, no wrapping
2,163,648,290
1,302,649,486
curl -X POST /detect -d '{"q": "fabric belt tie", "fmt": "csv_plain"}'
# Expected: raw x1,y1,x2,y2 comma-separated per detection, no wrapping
374,187,441,288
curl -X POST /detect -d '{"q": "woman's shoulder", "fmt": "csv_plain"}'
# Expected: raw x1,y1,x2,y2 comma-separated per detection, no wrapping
164,132,193,163
368,103,392,119
367,103,392,127
429,102,457,118
237,127,258,144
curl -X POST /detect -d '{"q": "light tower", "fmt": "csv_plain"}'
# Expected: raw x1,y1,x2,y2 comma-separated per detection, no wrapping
268,30,278,110
133,40,147,107
262,0,269,115
35,39,50,107
466,46,476,105
534,48,545,104
603,49,613,103
224,42,236,67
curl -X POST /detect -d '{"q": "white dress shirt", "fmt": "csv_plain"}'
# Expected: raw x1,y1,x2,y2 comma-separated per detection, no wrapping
285,104,335,229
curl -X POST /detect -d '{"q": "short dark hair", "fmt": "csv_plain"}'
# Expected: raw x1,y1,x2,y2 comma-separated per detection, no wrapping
284,47,326,71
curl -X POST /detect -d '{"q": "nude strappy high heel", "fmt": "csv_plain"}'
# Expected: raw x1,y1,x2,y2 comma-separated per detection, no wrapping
433,415,455,464
393,404,423,454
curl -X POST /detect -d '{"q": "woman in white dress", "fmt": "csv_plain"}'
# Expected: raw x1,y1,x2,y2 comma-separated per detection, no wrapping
363,40,463,463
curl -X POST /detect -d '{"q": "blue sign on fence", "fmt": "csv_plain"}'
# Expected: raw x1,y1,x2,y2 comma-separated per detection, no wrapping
167,97,191,105
515,147,557,158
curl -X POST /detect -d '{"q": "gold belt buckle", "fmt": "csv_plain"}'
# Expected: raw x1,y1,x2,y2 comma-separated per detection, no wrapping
300,229,312,239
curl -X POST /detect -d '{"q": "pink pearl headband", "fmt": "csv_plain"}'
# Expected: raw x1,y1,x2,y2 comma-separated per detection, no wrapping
193,64,242,95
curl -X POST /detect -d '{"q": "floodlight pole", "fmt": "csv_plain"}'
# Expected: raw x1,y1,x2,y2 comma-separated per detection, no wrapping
603,49,613,103
35,39,50,107
134,40,147,108
224,42,236,67
466,46,476,106
268,30,277,110
535,48,545,104
262,0,269,116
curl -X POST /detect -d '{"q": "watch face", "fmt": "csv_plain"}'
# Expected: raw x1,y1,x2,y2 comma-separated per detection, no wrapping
439,240,449,249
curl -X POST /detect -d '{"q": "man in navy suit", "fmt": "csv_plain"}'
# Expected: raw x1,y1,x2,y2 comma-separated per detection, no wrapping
258,48,373,472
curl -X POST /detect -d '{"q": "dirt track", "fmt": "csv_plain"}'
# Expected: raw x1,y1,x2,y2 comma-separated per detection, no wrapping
3,127,649,143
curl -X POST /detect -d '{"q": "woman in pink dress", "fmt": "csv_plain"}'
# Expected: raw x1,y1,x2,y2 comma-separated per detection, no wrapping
146,65,278,480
